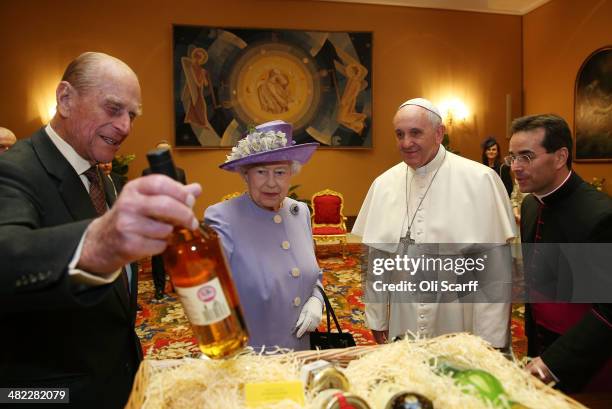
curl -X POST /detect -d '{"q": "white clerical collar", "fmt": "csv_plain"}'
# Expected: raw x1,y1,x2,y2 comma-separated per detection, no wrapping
45,124,92,176
410,145,446,176
534,170,572,201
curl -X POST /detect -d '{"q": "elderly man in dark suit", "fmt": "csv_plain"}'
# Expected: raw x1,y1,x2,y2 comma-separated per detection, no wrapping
0,52,201,408
141,140,187,299
508,113,612,392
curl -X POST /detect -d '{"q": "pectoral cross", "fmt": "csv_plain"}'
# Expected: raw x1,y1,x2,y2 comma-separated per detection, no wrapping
399,232,415,255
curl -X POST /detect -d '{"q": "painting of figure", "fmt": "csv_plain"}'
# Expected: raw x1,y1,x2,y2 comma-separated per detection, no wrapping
334,47,369,134
574,47,612,161
173,25,372,148
181,47,221,146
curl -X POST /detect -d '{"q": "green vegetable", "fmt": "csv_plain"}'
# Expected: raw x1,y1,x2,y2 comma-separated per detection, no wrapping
432,358,527,408
453,369,507,407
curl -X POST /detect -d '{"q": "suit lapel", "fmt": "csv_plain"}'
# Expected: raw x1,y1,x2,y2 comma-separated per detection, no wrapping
102,172,117,207
32,130,98,220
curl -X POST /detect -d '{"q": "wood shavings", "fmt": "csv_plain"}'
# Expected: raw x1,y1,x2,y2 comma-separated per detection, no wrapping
344,333,582,409
141,353,302,409
131,334,583,409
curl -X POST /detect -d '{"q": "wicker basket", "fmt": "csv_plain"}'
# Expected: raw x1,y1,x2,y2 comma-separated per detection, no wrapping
125,338,585,409
127,359,182,409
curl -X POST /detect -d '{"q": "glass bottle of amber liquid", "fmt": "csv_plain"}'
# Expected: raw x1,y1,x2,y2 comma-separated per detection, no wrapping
147,149,249,359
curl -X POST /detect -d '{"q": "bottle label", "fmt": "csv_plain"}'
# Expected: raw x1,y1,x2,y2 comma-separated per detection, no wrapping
175,278,231,325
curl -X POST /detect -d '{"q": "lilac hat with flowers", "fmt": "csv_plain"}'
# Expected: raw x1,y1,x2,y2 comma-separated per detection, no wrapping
220,120,319,172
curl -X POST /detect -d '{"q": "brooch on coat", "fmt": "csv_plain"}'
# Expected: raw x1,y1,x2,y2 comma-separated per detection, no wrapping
289,203,299,215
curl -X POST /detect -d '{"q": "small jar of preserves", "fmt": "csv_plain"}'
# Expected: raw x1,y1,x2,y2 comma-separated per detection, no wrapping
313,390,371,409
371,383,433,409
309,367,350,394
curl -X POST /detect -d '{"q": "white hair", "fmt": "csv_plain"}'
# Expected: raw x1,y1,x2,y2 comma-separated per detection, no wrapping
397,98,443,129
61,52,137,94
425,109,442,129
290,161,302,174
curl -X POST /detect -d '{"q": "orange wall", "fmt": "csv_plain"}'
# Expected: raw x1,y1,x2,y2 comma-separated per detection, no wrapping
523,0,612,193
0,0,522,217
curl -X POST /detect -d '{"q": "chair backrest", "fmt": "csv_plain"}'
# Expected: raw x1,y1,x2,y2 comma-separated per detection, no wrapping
221,191,243,202
311,189,345,226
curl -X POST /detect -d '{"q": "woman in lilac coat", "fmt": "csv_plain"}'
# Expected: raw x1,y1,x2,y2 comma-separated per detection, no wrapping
205,120,323,351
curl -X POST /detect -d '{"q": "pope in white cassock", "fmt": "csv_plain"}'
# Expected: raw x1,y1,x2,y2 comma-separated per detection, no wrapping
352,98,516,348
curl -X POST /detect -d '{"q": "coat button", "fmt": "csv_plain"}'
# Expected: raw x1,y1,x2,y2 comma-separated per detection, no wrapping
291,268,300,277
293,297,301,307
273,215,282,224
282,241,290,250
419,314,425,319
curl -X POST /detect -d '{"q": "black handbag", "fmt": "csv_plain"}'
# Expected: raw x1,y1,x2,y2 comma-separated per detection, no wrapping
310,285,356,350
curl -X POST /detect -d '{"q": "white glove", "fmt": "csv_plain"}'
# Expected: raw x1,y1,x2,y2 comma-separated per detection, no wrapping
294,296,323,338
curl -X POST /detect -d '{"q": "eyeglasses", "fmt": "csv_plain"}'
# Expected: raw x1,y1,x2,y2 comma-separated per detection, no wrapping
504,148,564,167
503,154,533,166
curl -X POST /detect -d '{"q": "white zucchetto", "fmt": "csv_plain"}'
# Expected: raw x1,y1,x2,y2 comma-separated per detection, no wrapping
398,97,442,119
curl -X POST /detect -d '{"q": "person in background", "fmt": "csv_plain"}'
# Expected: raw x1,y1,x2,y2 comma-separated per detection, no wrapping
142,140,186,299
98,160,113,176
142,140,186,183
0,127,17,152
353,98,515,349
0,52,201,408
205,120,323,351
99,160,124,199
482,136,513,197
509,113,611,392
510,176,526,225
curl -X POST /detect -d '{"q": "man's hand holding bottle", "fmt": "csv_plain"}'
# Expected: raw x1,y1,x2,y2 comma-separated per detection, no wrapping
78,174,202,276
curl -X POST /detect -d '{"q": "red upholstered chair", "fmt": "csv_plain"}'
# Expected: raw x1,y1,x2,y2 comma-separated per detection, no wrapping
311,189,348,258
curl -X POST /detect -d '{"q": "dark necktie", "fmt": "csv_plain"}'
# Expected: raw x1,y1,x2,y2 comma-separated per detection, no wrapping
83,166,132,297
83,166,107,216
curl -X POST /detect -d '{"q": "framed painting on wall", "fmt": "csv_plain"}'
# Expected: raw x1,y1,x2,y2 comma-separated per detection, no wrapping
173,25,373,149
574,46,612,162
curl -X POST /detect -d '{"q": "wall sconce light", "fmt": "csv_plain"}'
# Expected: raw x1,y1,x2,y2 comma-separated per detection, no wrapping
438,98,470,129
35,98,56,124
31,74,60,124
47,104,56,121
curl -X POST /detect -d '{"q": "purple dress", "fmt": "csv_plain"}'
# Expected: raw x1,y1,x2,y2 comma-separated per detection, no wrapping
204,194,322,351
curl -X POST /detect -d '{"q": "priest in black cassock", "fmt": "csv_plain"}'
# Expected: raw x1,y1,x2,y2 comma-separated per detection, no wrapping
509,113,612,392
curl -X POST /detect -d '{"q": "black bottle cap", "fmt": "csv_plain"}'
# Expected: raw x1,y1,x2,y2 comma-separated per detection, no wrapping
146,148,179,181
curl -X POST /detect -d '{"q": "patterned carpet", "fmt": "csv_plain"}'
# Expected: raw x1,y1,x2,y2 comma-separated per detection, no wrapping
135,243,526,359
